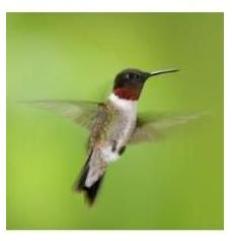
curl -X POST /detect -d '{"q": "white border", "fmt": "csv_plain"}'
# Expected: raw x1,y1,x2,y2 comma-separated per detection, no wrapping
0,8,7,238
0,0,230,241
0,0,226,12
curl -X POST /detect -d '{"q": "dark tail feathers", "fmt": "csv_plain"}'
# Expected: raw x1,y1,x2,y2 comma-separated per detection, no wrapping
74,151,105,206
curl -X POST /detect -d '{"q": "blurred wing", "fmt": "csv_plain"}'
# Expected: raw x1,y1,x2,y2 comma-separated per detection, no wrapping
129,112,206,144
25,100,102,129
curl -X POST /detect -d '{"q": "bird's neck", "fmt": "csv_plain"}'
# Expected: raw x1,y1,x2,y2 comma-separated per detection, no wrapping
109,93,137,111
113,87,140,101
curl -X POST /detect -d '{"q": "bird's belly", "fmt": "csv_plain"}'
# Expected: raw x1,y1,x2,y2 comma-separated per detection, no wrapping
101,145,120,162
101,118,136,163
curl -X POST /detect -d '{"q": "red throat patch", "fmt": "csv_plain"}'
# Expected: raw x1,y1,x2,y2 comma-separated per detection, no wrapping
114,88,140,100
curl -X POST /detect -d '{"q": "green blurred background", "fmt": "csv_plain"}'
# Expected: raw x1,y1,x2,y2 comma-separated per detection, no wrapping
6,13,223,229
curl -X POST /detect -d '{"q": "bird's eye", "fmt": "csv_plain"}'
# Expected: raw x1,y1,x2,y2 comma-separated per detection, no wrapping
135,74,139,79
125,73,130,79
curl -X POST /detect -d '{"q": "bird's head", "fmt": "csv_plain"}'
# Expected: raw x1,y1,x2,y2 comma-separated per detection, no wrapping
113,68,179,100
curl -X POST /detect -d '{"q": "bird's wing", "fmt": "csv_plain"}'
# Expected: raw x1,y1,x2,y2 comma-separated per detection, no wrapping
129,111,206,144
25,100,103,129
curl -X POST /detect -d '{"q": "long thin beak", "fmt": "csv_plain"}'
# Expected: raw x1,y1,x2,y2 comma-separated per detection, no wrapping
149,68,179,78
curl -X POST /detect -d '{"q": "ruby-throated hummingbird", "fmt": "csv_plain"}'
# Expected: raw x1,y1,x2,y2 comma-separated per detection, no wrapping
29,68,203,205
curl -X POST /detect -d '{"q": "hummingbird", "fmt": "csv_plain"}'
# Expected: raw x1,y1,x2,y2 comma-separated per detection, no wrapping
29,68,203,205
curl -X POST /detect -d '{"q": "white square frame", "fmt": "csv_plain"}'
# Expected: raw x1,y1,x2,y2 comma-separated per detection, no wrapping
0,1,229,241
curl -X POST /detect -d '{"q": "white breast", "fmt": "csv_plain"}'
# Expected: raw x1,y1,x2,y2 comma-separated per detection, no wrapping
102,93,137,163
